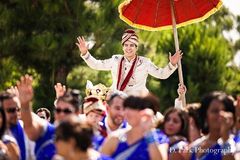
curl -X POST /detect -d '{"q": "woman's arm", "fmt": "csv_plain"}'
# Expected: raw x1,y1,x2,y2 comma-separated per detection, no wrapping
99,136,119,156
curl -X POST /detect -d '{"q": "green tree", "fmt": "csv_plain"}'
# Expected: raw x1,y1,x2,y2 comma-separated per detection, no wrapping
0,0,126,109
1,1,239,112
0,58,24,90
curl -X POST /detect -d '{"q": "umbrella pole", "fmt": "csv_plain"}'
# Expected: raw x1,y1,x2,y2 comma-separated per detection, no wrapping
170,0,186,108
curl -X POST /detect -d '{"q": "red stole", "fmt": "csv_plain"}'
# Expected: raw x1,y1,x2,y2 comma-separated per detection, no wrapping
117,56,138,91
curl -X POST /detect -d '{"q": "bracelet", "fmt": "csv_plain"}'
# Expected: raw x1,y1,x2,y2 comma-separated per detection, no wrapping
144,130,158,145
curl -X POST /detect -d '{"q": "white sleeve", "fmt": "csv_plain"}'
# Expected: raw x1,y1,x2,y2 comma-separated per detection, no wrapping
81,52,114,71
147,60,177,79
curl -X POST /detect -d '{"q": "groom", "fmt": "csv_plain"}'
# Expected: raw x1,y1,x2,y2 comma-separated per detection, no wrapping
76,29,182,96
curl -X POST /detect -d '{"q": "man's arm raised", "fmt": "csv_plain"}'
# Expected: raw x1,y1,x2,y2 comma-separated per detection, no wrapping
17,74,45,141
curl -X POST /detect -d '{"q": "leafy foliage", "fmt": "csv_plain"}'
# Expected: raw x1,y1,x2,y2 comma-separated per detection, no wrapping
0,1,239,112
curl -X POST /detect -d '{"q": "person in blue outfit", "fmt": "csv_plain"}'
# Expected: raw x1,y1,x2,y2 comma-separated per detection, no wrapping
16,74,82,160
100,94,169,160
0,98,19,160
183,91,236,160
55,115,113,160
158,107,189,159
0,91,34,160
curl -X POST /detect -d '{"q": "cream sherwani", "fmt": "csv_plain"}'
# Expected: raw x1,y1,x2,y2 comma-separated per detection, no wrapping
81,52,177,96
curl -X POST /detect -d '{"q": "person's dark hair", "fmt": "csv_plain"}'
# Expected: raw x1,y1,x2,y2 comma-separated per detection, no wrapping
55,116,93,152
0,107,7,139
198,91,235,134
159,108,189,139
36,107,51,120
141,93,160,114
123,95,158,114
57,89,82,113
186,103,201,130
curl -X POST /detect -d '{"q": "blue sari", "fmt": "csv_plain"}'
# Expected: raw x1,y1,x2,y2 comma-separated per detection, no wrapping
35,122,56,160
111,129,168,160
190,143,222,160
10,121,26,160
190,136,236,160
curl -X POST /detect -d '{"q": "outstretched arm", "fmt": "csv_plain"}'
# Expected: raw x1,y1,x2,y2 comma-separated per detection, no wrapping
17,75,45,141
147,50,182,79
76,36,113,70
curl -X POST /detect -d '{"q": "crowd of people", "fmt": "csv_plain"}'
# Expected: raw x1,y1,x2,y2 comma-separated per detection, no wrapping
0,29,239,160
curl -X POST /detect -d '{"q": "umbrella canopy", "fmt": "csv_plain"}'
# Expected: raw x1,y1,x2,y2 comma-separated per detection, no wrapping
119,0,222,31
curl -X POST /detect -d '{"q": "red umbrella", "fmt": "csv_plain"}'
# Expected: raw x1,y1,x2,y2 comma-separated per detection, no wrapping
118,0,222,107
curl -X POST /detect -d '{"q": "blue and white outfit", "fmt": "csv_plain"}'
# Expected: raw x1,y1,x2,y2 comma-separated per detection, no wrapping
7,120,35,160
92,116,129,151
34,122,56,160
110,129,169,160
92,133,105,151
190,135,236,160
